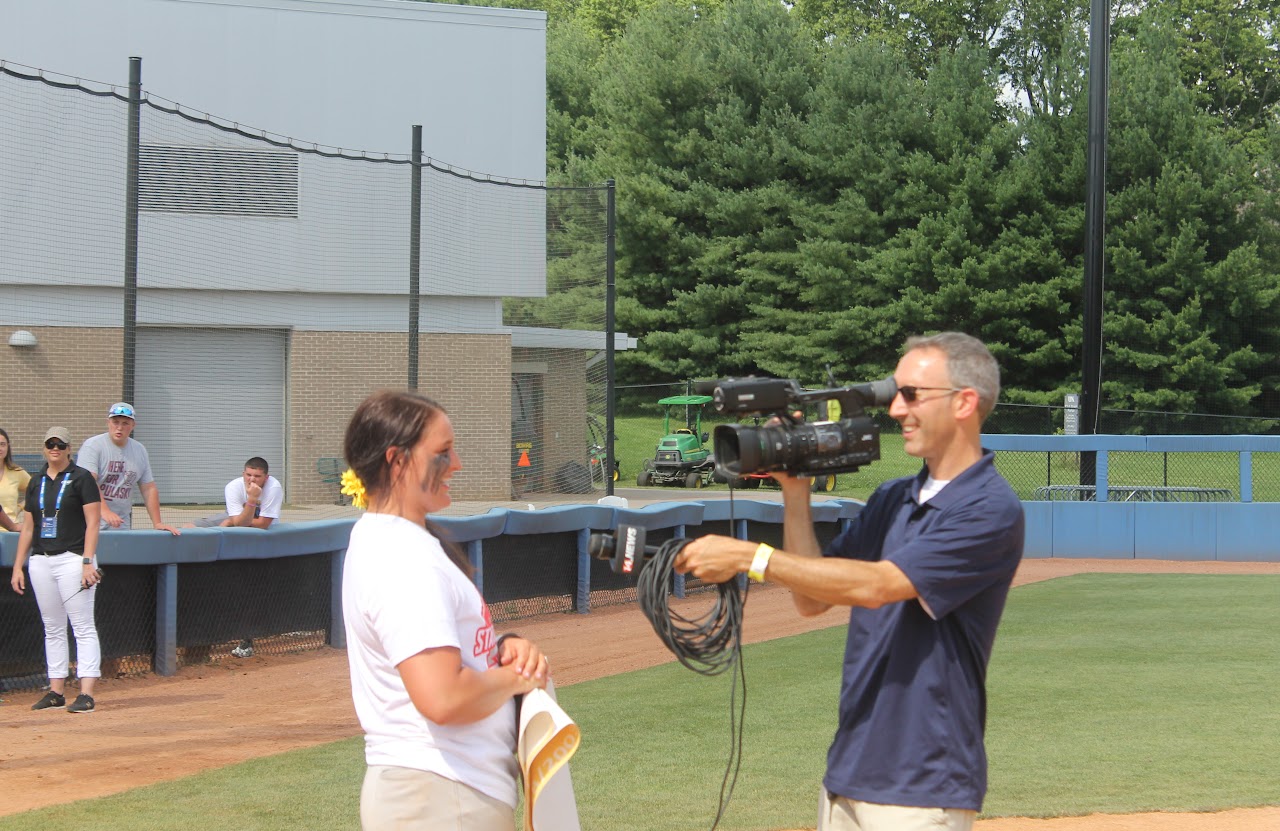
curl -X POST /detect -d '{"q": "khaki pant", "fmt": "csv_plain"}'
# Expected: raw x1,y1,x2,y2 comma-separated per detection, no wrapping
818,789,977,831
361,766,514,831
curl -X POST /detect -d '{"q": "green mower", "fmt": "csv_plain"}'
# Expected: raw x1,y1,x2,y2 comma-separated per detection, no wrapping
636,394,718,488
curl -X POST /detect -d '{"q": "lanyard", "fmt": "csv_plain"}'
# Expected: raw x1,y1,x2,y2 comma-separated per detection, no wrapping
39,473,72,518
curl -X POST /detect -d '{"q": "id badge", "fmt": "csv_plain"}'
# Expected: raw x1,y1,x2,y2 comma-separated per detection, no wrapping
41,516,58,539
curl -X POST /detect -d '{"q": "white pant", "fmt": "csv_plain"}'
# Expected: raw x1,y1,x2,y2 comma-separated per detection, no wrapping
27,552,101,679
818,790,977,831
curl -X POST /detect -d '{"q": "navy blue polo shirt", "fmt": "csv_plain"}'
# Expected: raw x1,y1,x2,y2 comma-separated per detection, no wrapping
821,450,1024,811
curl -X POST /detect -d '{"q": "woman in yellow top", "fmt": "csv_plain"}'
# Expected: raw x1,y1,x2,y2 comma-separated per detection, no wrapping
0,428,32,526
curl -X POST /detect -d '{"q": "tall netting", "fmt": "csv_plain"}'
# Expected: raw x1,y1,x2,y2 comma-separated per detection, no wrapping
0,61,611,522
504,185,611,498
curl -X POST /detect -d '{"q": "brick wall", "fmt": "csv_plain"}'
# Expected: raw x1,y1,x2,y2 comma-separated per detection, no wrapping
287,331,410,505
2,326,550,505
511,347,590,492
0,327,123,455
419,333,511,501
542,350,588,484
288,330,513,504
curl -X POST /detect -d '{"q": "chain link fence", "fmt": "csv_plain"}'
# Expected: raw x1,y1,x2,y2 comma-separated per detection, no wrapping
0,553,336,692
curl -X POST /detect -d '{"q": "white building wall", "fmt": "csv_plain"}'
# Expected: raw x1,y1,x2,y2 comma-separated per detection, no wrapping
0,0,546,177
0,0,549,321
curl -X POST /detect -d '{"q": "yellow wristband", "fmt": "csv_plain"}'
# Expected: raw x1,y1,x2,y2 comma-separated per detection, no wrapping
748,543,774,583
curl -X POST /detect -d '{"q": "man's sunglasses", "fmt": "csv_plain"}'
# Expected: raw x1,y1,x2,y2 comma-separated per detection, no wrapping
897,386,963,404
45,440,69,450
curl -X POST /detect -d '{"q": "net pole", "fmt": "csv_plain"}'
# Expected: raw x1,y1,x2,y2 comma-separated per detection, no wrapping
605,179,617,497
122,56,142,403
1080,0,1109,488
408,124,422,390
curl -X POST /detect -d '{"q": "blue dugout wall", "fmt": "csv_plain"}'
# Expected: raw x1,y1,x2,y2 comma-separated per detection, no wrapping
0,498,862,684
3,435,1272,686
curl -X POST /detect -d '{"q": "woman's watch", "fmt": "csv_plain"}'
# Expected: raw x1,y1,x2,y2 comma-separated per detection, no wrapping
82,557,93,565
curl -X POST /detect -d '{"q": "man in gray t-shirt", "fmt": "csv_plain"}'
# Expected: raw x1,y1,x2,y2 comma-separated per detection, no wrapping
77,402,180,535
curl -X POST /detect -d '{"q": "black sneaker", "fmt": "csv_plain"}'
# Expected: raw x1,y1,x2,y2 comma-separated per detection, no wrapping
67,694,95,714
31,691,66,710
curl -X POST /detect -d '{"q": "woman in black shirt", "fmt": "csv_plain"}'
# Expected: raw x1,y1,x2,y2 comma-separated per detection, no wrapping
9,427,103,713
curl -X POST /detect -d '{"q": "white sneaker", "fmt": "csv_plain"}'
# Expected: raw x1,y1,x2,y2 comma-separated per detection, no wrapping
231,645,254,658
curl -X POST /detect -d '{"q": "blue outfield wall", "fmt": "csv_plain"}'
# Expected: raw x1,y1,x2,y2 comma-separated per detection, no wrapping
984,434,1280,561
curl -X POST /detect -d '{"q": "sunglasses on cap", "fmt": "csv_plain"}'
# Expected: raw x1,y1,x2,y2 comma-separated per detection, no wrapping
45,439,70,450
896,386,963,404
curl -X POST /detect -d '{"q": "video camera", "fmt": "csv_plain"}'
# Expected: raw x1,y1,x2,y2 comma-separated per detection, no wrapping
693,374,898,479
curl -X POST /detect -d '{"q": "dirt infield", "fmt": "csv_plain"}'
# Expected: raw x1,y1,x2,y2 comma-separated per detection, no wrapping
2,557,1279,829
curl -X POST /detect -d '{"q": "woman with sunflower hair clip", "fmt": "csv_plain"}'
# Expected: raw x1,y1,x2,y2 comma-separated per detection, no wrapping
341,390,549,831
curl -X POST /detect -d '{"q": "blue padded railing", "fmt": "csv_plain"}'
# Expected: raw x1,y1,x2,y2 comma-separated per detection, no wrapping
1,499,864,680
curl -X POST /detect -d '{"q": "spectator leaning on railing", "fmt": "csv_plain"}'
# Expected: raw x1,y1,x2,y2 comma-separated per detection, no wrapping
184,456,285,659
77,403,179,535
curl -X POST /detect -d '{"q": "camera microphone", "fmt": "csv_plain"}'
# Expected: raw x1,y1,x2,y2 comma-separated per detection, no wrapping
589,524,660,575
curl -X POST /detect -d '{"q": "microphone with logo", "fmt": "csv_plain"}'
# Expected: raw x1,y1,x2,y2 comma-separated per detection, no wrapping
588,523,740,678
588,523,661,576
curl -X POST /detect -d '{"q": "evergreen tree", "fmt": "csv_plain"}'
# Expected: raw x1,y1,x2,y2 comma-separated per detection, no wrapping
1100,19,1280,421
593,0,818,383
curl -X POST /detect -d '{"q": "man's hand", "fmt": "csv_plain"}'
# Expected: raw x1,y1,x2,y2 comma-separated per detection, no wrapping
675,534,753,584
246,482,264,503
101,506,125,528
770,469,814,495
154,523,181,536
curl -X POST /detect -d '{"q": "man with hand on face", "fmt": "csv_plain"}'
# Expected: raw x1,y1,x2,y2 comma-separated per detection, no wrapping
182,457,283,659
77,403,180,535
189,457,284,530
222,457,283,529
676,332,1025,831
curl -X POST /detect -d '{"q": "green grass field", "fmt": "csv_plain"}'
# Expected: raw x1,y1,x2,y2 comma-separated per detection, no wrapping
3,574,1277,830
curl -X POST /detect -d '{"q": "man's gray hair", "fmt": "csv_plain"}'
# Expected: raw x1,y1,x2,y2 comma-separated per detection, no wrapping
904,332,1000,421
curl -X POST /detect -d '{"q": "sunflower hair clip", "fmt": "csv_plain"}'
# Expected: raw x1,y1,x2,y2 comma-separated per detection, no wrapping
340,468,368,509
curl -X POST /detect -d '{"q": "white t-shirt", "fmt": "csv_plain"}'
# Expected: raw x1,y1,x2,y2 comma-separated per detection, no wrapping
342,512,518,807
224,475,284,520
919,475,951,504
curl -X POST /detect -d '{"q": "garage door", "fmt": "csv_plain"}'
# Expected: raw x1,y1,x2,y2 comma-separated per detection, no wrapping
136,328,287,504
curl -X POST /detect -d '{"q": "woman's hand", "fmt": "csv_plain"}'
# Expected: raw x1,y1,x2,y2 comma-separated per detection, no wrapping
81,564,102,590
497,636,549,689
10,568,24,595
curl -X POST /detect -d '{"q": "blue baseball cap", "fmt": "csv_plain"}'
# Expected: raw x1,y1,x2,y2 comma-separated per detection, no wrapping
108,402,136,419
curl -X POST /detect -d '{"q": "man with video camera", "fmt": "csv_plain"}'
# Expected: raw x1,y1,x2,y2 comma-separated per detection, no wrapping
677,332,1024,831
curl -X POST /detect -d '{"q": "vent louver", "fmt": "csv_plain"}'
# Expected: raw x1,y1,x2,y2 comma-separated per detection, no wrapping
140,145,299,218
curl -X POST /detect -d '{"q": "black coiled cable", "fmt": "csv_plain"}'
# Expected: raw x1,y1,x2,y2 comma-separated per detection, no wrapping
637,537,748,830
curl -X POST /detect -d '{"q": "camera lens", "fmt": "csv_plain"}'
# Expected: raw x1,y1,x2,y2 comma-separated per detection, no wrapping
713,425,759,476
713,418,879,478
